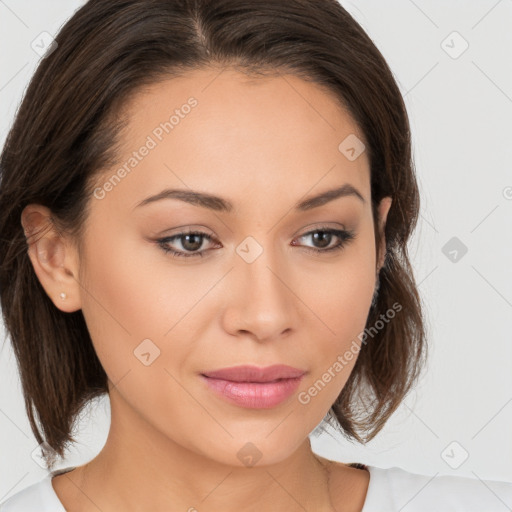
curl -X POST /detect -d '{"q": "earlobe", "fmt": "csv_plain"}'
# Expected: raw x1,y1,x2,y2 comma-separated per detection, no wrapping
21,205,82,313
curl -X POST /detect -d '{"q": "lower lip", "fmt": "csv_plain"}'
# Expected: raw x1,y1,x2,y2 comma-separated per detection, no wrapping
200,375,304,409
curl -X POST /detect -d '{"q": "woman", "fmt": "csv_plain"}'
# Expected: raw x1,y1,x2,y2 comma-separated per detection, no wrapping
0,0,510,511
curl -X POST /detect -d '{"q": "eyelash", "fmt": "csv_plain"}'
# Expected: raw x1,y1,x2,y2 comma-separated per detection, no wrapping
156,226,355,259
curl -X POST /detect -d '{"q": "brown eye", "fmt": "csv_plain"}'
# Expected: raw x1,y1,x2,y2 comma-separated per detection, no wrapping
157,230,216,258
292,227,355,254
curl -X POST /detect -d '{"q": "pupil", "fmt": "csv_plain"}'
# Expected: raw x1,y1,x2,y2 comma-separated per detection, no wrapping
313,231,331,248
183,234,202,251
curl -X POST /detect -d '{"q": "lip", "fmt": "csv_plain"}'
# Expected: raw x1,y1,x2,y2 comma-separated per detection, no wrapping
200,365,307,409
201,364,306,382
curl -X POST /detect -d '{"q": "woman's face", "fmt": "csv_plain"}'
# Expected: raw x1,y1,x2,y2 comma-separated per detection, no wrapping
68,68,391,466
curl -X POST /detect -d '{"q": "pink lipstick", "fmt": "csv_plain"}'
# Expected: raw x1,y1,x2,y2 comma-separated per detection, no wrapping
200,364,306,409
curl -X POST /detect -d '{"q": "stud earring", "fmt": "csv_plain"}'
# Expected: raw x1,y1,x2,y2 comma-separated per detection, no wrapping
59,292,67,300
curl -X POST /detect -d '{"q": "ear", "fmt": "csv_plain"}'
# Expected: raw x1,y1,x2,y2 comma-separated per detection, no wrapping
21,204,82,313
376,196,392,272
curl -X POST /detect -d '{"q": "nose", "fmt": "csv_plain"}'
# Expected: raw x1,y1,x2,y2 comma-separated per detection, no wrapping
221,241,300,342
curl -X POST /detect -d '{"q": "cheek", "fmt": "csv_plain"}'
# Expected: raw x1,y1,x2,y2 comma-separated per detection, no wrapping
293,238,376,407
78,221,216,389
298,246,376,345
77,223,171,380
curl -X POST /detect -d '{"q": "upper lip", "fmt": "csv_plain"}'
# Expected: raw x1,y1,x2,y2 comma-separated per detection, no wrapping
201,364,307,383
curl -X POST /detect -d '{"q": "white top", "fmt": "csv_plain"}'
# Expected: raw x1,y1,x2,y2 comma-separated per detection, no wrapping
1,464,511,511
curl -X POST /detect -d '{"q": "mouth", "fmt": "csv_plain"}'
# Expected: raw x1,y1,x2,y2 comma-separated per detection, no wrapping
200,374,305,409
201,364,307,383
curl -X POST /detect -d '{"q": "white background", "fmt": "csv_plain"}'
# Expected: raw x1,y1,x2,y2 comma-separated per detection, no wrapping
1,0,511,504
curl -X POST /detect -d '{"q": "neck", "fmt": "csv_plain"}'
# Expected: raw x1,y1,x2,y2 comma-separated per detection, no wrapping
64,392,337,512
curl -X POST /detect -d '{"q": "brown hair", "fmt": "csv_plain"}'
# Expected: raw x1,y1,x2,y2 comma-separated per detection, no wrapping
0,0,427,469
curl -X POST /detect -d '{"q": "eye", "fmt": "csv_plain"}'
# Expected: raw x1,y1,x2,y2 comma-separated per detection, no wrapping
292,226,356,254
156,230,218,258
155,226,356,259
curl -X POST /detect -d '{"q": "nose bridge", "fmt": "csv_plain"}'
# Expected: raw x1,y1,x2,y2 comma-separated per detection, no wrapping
237,233,288,301
227,233,297,339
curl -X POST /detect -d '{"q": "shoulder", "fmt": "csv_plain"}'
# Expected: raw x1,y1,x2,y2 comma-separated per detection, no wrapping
0,468,72,512
363,464,512,512
0,476,57,512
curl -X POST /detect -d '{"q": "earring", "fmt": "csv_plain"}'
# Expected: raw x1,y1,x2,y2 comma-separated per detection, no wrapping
59,292,67,300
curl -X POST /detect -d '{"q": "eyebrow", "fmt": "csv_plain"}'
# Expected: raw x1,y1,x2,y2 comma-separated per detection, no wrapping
134,183,365,212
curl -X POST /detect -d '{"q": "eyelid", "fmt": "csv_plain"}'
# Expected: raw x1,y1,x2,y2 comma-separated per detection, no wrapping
158,222,348,243
291,221,347,237
159,224,216,237
154,223,355,260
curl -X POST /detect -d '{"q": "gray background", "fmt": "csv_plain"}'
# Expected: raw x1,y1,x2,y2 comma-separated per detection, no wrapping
1,0,511,503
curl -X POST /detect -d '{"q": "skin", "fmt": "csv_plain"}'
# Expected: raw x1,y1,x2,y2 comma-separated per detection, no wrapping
22,67,392,512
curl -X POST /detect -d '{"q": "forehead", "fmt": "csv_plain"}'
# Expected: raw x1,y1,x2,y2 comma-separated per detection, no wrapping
95,67,371,214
